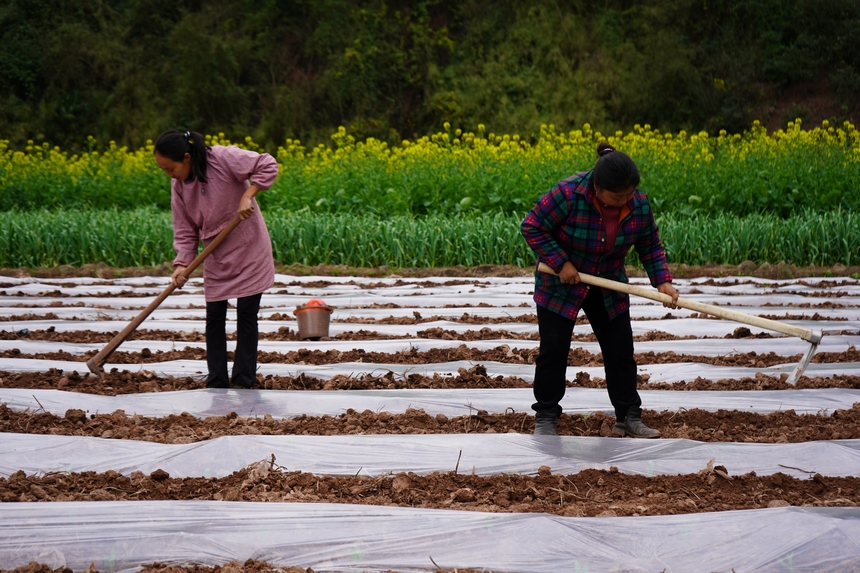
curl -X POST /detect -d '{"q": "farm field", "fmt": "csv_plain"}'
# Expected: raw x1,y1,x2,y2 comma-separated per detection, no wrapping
1,270,860,572
3,5,860,570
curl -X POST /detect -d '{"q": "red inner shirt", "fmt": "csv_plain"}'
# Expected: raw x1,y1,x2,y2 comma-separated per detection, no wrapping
600,204,622,251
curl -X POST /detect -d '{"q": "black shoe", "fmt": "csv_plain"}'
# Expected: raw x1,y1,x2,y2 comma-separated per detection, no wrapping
612,407,660,439
206,378,229,389
231,378,255,389
534,411,558,435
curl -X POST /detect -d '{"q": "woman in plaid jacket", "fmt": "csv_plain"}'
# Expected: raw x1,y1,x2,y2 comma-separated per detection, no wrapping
522,142,679,436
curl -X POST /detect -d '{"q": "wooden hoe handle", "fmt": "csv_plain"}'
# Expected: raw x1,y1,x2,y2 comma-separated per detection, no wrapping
86,215,244,374
536,262,821,344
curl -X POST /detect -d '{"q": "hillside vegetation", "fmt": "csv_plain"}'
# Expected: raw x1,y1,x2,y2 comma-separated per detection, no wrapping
2,0,859,151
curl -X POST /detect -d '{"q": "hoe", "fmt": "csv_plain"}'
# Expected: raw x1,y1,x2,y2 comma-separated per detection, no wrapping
86,215,243,376
537,262,822,384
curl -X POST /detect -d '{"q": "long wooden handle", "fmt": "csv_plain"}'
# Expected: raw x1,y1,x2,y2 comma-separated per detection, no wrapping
536,262,819,343
87,215,244,372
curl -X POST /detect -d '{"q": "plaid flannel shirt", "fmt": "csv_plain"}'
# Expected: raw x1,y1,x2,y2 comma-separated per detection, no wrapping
521,170,672,321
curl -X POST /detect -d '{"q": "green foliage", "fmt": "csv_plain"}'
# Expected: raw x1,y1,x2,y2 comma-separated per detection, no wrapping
0,207,174,267
0,138,169,210
267,211,531,268
658,209,860,267
0,208,856,268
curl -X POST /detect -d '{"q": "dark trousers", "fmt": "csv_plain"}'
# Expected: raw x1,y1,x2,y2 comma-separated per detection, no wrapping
533,286,641,421
206,293,263,388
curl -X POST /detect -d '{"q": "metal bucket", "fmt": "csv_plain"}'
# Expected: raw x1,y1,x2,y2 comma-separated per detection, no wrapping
294,304,334,340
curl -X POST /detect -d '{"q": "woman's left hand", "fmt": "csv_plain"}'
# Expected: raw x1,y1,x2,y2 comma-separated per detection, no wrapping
657,282,679,309
238,195,255,220
238,185,259,220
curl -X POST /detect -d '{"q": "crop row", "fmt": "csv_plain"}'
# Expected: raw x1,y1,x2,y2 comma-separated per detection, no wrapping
1,120,858,217
0,208,857,269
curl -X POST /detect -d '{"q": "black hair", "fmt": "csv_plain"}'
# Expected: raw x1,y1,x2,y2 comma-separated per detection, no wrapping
592,142,640,192
154,129,210,182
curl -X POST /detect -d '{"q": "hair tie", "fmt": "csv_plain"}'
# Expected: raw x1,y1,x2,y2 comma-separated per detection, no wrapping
600,147,615,156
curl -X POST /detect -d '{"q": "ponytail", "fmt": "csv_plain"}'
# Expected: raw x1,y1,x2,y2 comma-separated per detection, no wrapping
154,129,210,182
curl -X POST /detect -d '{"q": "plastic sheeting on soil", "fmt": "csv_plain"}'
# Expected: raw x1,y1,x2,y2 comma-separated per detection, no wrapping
4,317,858,338
3,272,860,291
4,302,860,326
2,274,860,311
2,385,859,419
3,274,860,572
19,333,860,357
3,298,860,318
3,432,860,479
1,356,859,386
2,333,859,357
2,501,859,573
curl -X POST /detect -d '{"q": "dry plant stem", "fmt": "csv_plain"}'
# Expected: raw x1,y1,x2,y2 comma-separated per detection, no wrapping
428,556,447,572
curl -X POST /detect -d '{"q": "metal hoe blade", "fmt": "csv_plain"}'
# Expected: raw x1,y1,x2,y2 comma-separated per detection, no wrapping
86,357,105,377
785,330,822,385
83,215,244,382
534,262,827,385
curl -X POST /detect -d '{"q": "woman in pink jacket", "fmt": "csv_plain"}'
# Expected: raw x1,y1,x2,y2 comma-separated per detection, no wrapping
154,130,279,388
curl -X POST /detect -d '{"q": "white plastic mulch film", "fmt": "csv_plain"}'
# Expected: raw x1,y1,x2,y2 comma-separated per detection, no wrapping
4,432,860,480
1,273,860,572
3,501,860,573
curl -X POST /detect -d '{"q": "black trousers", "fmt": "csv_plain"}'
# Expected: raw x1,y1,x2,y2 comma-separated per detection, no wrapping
205,293,263,388
533,286,641,421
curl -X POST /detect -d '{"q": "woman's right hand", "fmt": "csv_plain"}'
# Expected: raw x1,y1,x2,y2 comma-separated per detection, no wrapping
559,261,581,284
172,266,188,288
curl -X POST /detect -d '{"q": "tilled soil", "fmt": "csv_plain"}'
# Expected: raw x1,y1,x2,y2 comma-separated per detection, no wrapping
3,368,860,395
2,260,860,280
0,561,464,573
0,562,324,573
2,462,857,516
4,403,860,443
3,343,859,371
